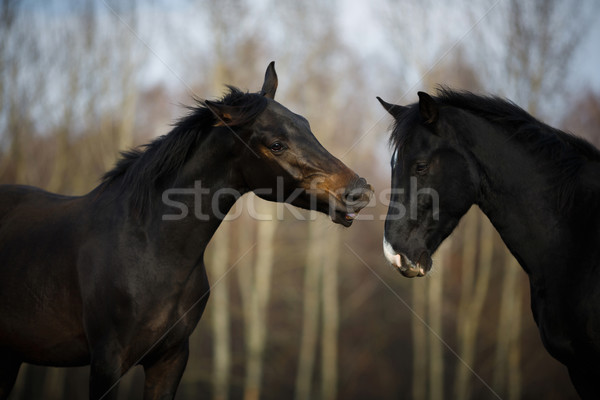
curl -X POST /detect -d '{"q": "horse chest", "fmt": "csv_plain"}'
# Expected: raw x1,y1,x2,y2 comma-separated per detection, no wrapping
534,283,600,366
536,312,576,365
132,264,209,352
142,290,205,334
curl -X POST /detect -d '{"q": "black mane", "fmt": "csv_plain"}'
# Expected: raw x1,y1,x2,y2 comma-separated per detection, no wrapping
390,88,600,209
101,87,268,214
434,88,600,161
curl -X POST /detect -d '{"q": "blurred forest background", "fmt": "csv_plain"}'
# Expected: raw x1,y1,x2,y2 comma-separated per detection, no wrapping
1,0,600,399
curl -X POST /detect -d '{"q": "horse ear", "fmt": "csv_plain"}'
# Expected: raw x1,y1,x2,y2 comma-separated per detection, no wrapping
205,100,236,127
418,91,438,124
260,61,278,99
377,97,408,120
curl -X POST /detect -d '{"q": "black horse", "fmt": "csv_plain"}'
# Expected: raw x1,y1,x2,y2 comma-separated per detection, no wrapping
378,89,600,398
0,62,372,400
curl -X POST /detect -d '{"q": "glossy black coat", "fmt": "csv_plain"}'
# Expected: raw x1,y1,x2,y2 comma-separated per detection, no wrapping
380,89,600,399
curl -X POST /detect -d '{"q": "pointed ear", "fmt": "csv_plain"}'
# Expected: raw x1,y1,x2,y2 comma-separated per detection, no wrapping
260,61,278,99
377,97,408,120
204,100,236,127
418,91,438,124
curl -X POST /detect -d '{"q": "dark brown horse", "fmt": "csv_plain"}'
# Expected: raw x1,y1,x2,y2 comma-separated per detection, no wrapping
379,89,600,398
0,62,372,399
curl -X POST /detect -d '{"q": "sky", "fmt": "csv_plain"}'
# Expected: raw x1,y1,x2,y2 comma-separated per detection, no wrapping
340,0,600,96
10,0,600,131
136,0,600,119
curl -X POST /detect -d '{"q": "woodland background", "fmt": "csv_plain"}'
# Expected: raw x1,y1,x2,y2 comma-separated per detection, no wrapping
1,0,600,399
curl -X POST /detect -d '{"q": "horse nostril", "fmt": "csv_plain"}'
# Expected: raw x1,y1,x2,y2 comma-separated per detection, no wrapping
344,177,372,204
346,191,362,203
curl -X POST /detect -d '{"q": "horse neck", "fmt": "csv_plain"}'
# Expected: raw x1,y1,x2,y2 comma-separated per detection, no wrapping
465,119,564,278
149,129,246,262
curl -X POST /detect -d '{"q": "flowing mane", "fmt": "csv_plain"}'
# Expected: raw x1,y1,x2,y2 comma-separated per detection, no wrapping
390,88,600,210
101,87,268,213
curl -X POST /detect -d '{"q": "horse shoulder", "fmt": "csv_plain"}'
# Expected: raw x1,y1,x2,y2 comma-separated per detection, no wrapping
144,259,210,352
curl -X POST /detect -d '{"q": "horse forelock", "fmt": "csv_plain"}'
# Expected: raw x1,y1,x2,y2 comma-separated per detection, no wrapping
388,105,420,155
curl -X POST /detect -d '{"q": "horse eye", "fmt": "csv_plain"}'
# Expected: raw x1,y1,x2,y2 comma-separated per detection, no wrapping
415,162,429,175
269,142,284,153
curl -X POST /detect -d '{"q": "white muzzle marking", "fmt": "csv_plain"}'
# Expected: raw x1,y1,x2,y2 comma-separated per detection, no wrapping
383,237,402,268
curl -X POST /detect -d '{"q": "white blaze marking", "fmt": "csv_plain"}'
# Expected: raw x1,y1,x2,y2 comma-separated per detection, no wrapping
383,237,402,268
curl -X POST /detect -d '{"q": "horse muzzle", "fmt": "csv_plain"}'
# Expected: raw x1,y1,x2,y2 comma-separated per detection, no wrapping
333,177,373,226
304,172,373,227
383,238,432,278
344,177,373,209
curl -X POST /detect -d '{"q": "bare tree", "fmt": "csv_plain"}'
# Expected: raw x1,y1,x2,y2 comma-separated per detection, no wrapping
471,0,598,119
428,238,451,400
0,0,36,185
411,277,428,400
244,202,278,400
321,227,341,400
561,90,600,148
295,216,342,400
295,219,323,400
493,254,523,399
210,223,232,400
454,213,494,399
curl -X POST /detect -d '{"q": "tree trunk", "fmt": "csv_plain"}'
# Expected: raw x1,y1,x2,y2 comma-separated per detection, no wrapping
428,238,450,400
244,201,277,400
211,222,232,400
321,227,340,400
47,61,79,193
455,212,494,399
295,218,322,400
506,256,522,400
412,278,428,400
